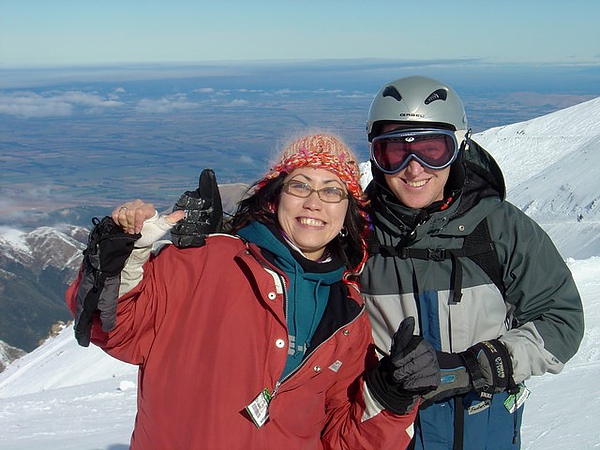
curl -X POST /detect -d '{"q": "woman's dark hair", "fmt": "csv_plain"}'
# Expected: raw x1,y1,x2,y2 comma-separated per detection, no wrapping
228,176,285,232
229,173,369,277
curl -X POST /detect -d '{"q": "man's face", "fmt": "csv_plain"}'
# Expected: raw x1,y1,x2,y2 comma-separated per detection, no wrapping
378,123,451,209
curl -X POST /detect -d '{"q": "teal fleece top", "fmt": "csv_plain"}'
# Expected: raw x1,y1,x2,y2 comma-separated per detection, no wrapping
237,221,345,378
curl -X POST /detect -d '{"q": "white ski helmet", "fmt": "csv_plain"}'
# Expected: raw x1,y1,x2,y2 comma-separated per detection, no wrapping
366,76,469,144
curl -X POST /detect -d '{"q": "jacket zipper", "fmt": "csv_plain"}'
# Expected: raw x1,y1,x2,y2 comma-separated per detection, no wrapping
272,282,366,399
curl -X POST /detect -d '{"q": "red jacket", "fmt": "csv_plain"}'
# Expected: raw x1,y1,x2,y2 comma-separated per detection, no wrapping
67,234,416,450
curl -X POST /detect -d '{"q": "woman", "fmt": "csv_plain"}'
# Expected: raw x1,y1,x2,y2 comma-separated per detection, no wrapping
66,133,437,449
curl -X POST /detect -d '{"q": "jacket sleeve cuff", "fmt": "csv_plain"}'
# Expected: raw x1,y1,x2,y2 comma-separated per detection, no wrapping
119,246,153,296
362,381,386,422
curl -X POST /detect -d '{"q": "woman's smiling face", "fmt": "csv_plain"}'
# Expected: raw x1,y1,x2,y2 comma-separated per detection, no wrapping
276,167,348,261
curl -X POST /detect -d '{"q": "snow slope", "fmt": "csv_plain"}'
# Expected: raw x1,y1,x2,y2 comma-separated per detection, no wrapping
0,258,597,450
475,96,600,260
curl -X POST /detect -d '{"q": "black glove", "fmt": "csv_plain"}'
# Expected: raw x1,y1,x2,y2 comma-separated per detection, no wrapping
74,216,140,347
171,168,223,248
421,339,516,407
366,317,440,415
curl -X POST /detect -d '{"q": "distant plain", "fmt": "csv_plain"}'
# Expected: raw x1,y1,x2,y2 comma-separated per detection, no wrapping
2,59,599,227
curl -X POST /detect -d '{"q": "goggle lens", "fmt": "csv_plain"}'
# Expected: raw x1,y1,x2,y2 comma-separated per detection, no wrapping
371,129,459,174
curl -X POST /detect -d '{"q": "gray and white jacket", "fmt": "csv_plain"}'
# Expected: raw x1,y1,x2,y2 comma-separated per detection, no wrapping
359,139,584,449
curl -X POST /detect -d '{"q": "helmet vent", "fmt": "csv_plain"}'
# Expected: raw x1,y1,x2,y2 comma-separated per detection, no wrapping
424,89,448,105
382,85,402,101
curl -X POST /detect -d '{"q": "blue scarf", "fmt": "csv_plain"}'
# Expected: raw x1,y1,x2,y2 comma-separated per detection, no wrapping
237,221,345,378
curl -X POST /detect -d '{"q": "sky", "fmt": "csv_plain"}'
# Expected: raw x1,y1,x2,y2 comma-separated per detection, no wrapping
1,0,600,67
1,90,600,449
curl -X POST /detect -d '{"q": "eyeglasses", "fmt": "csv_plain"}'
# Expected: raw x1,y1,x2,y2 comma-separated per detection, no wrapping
283,180,348,203
371,128,460,174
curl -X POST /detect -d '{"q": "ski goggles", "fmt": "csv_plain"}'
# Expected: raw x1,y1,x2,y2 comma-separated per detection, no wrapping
371,128,460,174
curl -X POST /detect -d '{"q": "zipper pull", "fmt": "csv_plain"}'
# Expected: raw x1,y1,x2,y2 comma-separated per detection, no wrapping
272,381,281,399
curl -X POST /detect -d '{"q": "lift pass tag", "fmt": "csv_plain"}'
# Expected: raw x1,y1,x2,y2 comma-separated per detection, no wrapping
246,388,272,428
504,384,531,413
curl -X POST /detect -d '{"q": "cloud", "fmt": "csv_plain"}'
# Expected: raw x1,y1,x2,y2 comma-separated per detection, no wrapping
108,87,126,100
336,93,371,99
0,90,123,118
0,196,35,223
134,94,198,114
0,226,28,250
222,99,249,108
314,89,344,94
0,92,72,118
193,88,215,94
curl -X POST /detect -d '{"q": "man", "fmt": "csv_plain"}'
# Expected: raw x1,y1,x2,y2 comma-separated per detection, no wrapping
359,75,584,449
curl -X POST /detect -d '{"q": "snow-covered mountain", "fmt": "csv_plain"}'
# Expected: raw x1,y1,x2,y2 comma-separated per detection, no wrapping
0,225,86,274
0,341,26,373
0,225,86,351
1,97,599,449
475,97,600,260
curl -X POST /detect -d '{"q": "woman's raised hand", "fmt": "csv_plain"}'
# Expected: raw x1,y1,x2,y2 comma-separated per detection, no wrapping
112,199,184,235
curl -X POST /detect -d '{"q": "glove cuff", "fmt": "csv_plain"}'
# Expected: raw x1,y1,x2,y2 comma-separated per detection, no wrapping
459,347,488,391
463,339,514,395
86,216,141,276
365,359,418,415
